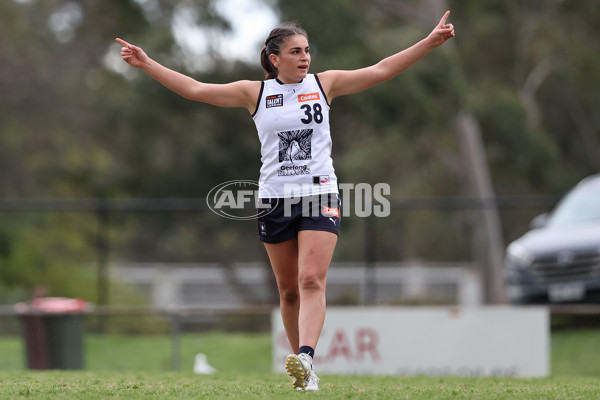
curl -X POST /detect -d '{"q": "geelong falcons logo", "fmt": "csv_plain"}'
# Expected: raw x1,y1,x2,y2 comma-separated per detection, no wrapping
278,129,312,164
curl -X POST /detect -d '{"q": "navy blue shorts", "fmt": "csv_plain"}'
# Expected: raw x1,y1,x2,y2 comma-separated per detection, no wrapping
257,193,341,243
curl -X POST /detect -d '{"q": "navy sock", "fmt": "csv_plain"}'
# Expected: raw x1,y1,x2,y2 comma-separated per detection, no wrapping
298,345,315,358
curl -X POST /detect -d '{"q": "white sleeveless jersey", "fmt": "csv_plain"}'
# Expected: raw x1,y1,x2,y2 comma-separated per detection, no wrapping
252,74,338,198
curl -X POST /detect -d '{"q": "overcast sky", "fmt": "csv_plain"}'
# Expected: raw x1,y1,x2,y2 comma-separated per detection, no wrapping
98,0,280,76
156,0,279,69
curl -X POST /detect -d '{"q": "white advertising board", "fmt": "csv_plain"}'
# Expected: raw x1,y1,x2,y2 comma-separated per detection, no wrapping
272,306,549,377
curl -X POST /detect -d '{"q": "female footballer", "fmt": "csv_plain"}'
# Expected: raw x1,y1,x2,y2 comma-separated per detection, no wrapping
117,11,454,391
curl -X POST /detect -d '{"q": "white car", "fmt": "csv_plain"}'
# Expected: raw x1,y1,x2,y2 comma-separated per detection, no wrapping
505,174,600,304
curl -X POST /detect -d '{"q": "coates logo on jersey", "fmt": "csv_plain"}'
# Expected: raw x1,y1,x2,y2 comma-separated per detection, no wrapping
266,94,283,108
298,92,320,102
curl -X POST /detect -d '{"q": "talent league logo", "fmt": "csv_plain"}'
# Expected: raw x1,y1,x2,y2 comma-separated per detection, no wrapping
206,180,278,220
266,94,283,108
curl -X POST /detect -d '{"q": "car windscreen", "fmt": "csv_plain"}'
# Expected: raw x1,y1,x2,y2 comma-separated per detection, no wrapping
548,180,600,228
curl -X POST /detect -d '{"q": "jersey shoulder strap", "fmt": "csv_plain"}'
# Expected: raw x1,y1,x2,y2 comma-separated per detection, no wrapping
251,81,265,118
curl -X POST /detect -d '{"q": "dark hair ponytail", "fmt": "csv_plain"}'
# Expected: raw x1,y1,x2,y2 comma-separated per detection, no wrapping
260,46,278,80
260,22,308,80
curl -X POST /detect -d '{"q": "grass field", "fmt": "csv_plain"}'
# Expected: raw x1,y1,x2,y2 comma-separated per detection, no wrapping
1,330,600,399
2,372,600,399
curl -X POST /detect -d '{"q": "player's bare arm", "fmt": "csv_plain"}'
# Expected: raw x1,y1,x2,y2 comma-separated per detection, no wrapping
116,38,261,113
318,11,455,100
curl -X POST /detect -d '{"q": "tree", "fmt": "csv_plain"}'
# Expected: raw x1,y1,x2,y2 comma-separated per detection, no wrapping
1,0,599,304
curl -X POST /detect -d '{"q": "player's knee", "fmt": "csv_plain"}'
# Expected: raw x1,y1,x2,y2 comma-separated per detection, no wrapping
299,273,324,292
280,288,300,304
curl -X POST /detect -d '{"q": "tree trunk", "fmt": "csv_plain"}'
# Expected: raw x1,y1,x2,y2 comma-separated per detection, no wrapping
454,112,507,304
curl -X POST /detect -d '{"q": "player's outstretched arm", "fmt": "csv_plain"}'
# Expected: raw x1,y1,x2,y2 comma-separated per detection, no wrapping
318,11,455,101
115,38,260,112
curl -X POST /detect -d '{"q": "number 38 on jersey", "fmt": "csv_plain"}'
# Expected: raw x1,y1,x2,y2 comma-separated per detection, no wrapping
300,103,323,124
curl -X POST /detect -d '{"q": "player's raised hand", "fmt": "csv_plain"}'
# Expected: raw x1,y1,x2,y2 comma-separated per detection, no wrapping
427,10,455,47
116,38,150,69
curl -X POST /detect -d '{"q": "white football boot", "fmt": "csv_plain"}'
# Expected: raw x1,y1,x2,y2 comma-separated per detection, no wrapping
285,353,319,391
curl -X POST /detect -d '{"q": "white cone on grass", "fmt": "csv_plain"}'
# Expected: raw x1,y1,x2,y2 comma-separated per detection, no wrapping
193,353,217,374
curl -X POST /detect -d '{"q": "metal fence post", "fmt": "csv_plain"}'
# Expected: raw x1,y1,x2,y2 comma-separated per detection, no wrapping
96,204,110,333
365,215,377,305
171,311,182,371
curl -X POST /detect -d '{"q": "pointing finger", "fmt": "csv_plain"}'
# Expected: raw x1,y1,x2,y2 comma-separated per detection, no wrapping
116,38,142,52
115,38,129,47
439,10,450,27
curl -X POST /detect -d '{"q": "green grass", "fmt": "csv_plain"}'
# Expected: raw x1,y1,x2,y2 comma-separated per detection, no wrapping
551,329,600,376
0,332,272,372
1,330,600,399
1,372,599,399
